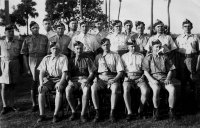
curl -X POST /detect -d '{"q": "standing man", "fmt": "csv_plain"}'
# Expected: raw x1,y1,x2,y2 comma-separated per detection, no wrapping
0,25,21,115
66,19,79,38
65,41,96,123
91,38,124,123
49,22,71,58
121,39,149,121
21,21,48,112
175,19,200,112
122,20,135,38
68,19,100,60
106,20,129,56
42,17,57,39
37,42,68,123
142,40,177,120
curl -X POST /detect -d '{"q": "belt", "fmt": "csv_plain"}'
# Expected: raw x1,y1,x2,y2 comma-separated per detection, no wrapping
152,72,167,76
126,72,143,76
179,53,196,58
100,71,117,76
1,56,19,61
29,53,46,58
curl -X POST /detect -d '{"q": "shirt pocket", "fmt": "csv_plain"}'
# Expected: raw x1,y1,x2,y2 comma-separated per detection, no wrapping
13,46,20,55
39,42,47,52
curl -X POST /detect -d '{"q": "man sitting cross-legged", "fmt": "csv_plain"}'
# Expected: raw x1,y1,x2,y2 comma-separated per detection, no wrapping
37,42,68,123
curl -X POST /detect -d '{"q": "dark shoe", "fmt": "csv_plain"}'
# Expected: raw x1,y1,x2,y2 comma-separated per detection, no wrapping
169,108,177,120
52,115,60,123
31,105,38,112
109,114,116,123
37,115,46,123
80,115,88,123
9,106,19,112
69,113,77,121
126,114,133,122
152,108,160,121
1,107,9,115
93,110,100,123
137,112,147,119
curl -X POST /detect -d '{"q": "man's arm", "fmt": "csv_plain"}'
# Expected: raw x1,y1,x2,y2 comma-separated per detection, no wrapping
60,71,67,85
144,71,159,85
38,69,45,93
108,71,123,85
23,55,31,75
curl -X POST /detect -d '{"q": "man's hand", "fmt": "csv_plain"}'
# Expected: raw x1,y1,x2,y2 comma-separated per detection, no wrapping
82,80,90,88
56,84,63,92
108,79,116,85
164,79,172,85
68,80,75,88
93,78,98,83
38,85,43,93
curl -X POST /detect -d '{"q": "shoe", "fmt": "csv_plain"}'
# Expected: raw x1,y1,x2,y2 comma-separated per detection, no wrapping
80,115,88,123
1,107,9,115
137,112,147,119
152,108,160,121
109,113,116,123
69,113,77,121
126,114,133,122
31,105,38,112
52,115,60,123
37,115,46,123
9,106,19,112
169,108,177,120
93,110,100,123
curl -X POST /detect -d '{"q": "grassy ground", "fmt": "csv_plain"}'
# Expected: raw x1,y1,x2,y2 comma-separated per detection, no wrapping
1,75,200,128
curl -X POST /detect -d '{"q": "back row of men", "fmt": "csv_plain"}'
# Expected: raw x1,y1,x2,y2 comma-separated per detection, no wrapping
1,18,199,124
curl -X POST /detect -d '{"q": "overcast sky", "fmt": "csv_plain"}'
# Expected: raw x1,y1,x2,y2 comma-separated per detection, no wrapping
0,0,200,36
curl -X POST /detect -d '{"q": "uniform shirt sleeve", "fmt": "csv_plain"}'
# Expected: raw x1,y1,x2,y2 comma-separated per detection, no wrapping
87,58,97,73
142,56,151,72
115,54,124,72
20,38,29,55
37,57,47,72
62,56,69,72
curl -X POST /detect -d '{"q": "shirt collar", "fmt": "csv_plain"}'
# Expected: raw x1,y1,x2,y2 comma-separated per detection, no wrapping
5,38,14,43
50,53,60,60
183,33,193,38
32,34,39,39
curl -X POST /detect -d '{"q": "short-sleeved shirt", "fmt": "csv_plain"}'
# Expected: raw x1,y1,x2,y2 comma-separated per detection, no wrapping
69,55,97,78
68,32,100,52
20,34,48,55
37,54,68,78
0,39,21,58
46,30,57,39
95,51,124,73
106,33,129,52
142,54,175,74
49,34,71,56
66,31,80,38
145,34,177,52
121,52,144,73
176,34,200,54
89,29,108,44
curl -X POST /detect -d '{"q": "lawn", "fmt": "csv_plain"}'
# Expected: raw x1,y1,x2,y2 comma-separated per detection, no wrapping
1,75,200,128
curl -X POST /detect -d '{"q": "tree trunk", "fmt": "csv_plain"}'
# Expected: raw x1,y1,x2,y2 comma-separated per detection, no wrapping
150,0,154,36
80,0,83,19
108,0,111,31
27,16,29,35
118,0,121,20
167,0,171,34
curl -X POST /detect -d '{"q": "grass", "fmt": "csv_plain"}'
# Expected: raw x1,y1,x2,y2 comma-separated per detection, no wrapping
1,75,200,128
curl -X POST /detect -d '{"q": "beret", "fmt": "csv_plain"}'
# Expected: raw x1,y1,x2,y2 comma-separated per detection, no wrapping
74,41,84,47
43,16,51,22
135,21,145,27
54,21,65,28
69,18,77,23
30,21,38,28
5,24,14,31
124,20,133,26
152,39,161,46
100,38,110,45
126,38,136,46
111,20,122,26
79,19,88,26
49,41,57,48
153,19,164,28
182,19,193,26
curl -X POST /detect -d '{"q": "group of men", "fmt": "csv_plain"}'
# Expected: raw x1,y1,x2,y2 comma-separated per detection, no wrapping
0,16,200,124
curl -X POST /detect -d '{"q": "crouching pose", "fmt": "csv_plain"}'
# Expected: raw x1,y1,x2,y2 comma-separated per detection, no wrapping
37,42,68,123
91,38,124,123
121,39,149,121
142,40,177,120
65,41,96,123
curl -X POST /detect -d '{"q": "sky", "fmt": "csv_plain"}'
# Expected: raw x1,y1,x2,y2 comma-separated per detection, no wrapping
0,0,200,36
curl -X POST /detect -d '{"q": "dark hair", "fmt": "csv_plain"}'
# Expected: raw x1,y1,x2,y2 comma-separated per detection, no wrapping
74,41,84,47
101,38,110,45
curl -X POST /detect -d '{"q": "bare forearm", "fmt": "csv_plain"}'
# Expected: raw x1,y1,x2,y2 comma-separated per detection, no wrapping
39,71,45,85
113,71,123,82
196,55,200,71
166,70,173,79
23,55,29,71
60,72,67,85
144,71,154,82
87,72,95,82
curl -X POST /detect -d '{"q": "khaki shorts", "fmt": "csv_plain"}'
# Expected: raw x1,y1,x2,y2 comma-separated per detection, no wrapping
67,76,90,91
43,77,66,91
123,77,147,89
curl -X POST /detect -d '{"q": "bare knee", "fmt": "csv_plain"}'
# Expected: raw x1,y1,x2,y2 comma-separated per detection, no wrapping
123,84,131,95
65,86,73,98
91,84,98,94
82,87,90,97
111,84,119,94
39,86,48,95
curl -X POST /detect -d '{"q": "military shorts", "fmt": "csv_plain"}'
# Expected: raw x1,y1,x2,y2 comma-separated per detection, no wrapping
123,76,147,89
67,76,90,91
43,77,66,91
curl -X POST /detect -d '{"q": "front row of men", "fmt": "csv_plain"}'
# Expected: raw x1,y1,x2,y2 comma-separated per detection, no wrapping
36,37,177,123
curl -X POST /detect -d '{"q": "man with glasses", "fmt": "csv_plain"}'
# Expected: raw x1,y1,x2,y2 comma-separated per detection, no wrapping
21,21,48,112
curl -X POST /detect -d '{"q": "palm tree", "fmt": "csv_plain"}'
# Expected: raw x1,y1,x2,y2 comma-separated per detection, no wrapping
167,0,171,34
150,0,154,36
118,0,122,20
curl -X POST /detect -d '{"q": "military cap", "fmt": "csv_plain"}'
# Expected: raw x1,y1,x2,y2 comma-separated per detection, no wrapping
30,21,39,29
182,19,193,26
54,21,65,28
43,16,51,22
5,24,14,31
135,21,145,27
124,20,133,26
111,20,122,27
153,19,164,28
79,19,88,26
49,41,58,49
126,38,136,46
100,38,110,45
152,39,161,46
74,41,84,47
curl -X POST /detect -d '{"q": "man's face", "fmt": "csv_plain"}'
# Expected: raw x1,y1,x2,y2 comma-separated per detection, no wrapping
95,22,103,30
136,24,145,34
69,21,77,31
74,45,83,55
56,26,65,36
43,20,51,31
183,23,192,34
31,24,39,35
113,23,122,33
124,23,132,32
101,41,110,52
152,44,162,54
50,46,60,56
80,24,88,34
128,45,136,53
5,29,14,39
155,24,164,34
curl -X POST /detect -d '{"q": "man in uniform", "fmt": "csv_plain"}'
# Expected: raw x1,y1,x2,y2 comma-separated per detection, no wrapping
49,22,71,58
0,25,21,115
65,41,96,123
175,19,200,112
66,19,79,38
142,40,177,120
121,39,149,121
43,17,57,39
21,21,48,112
122,20,135,38
68,19,100,60
37,42,68,123
106,20,129,56
91,38,124,122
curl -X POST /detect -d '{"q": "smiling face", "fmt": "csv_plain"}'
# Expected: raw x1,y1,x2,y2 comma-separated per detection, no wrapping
152,44,162,54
